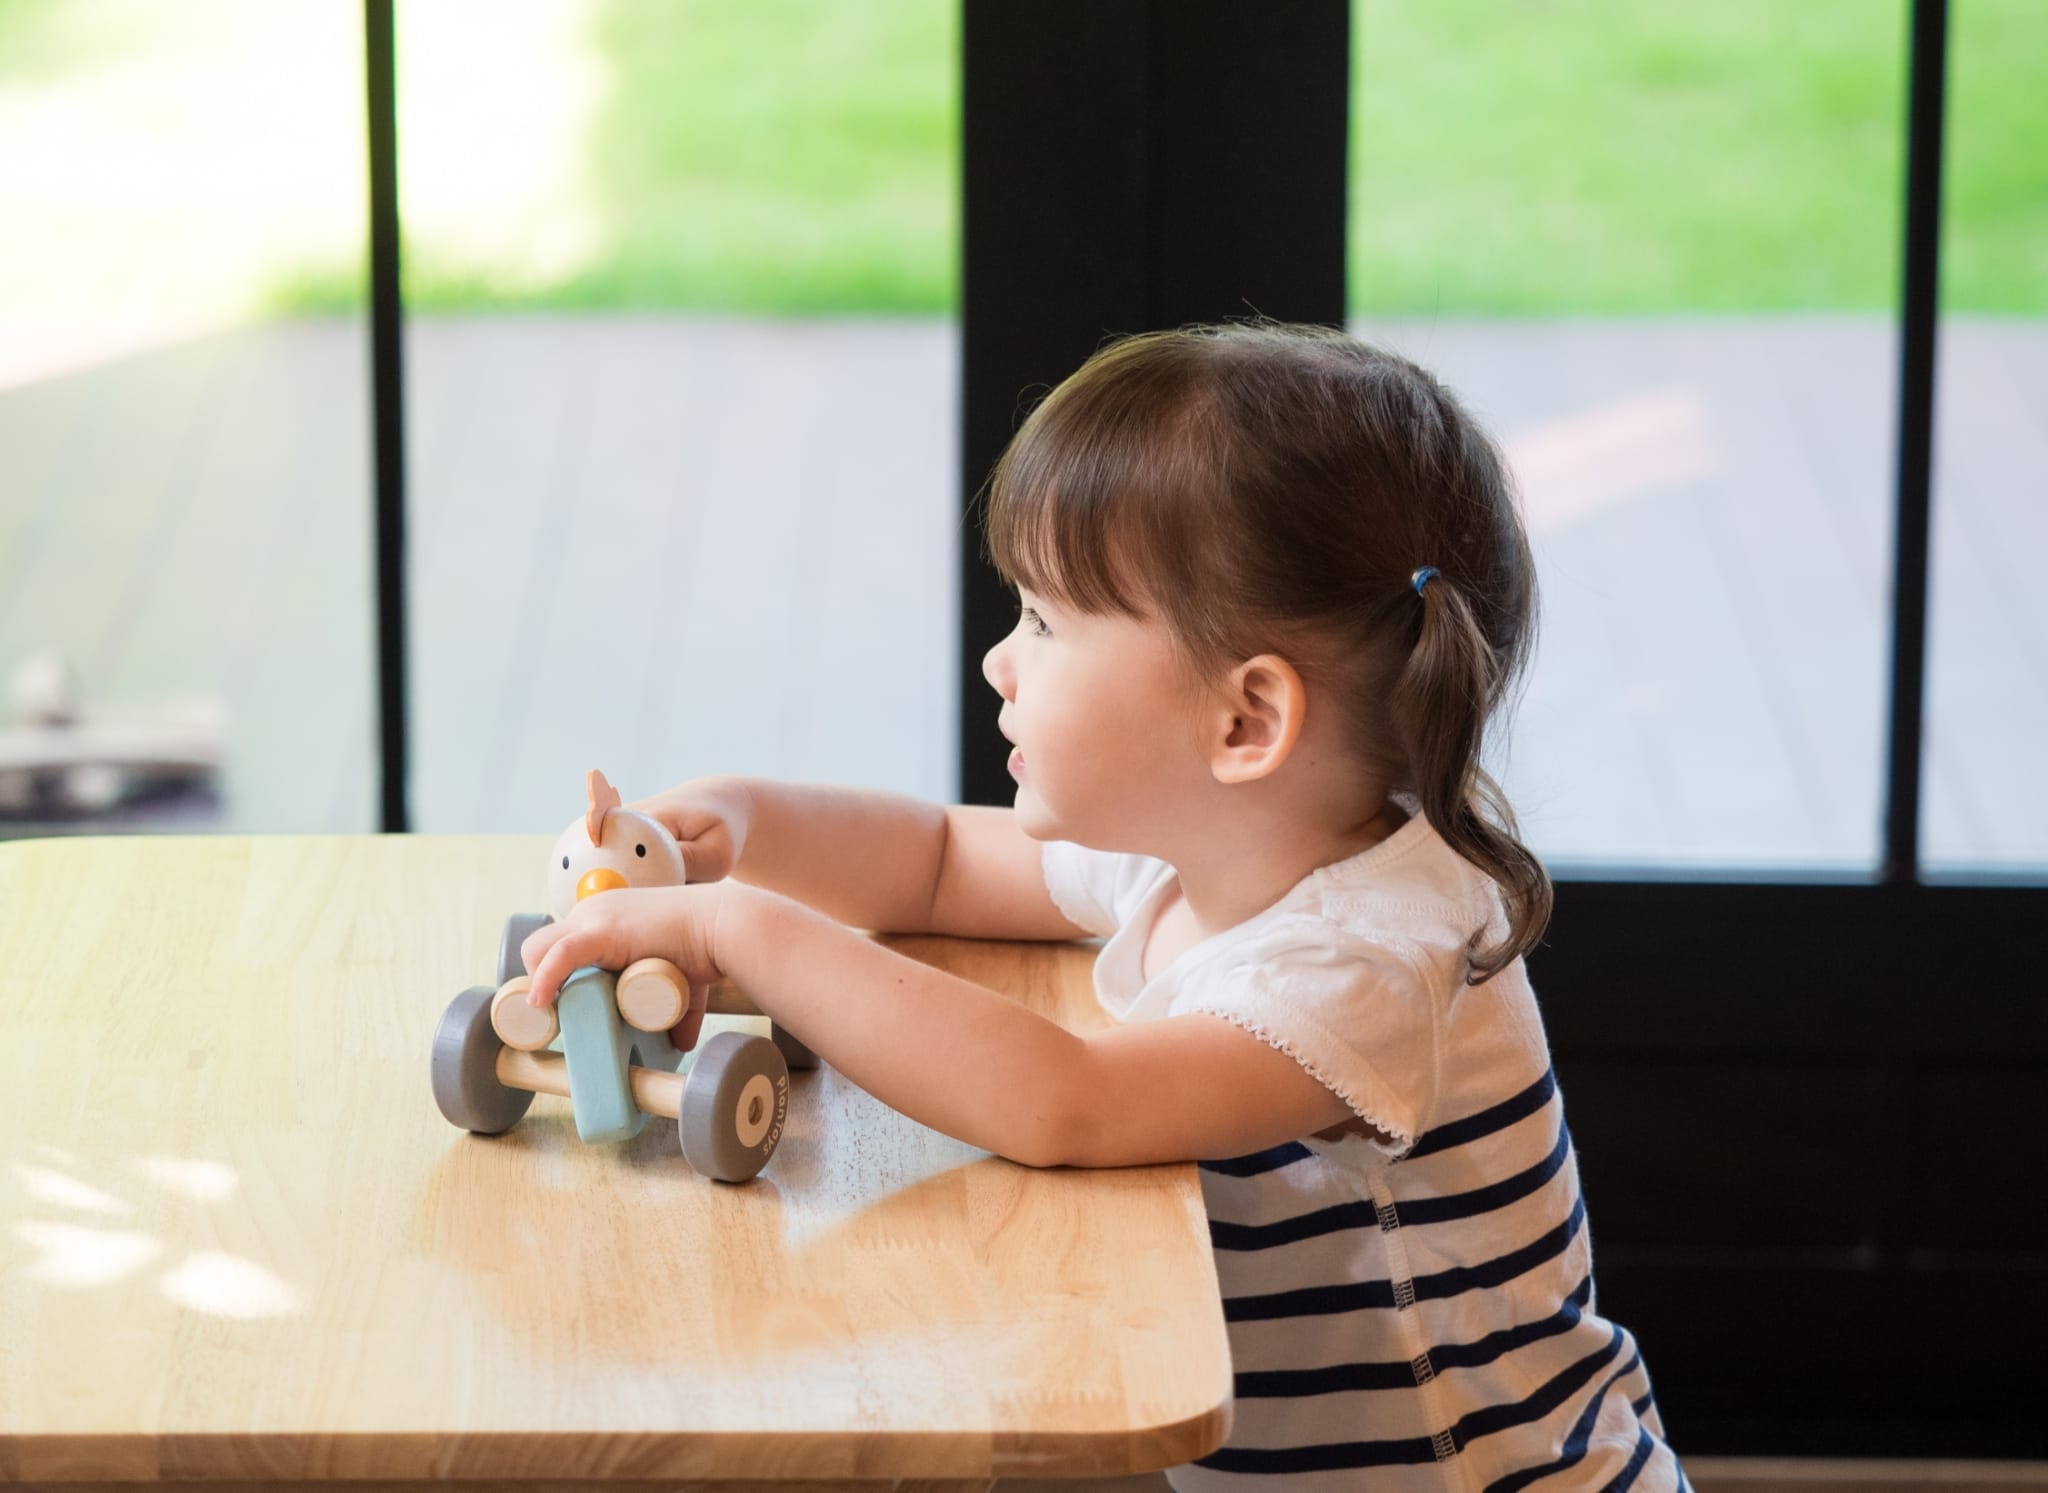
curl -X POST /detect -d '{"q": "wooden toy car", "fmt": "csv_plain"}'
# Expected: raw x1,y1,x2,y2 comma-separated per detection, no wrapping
430,770,815,1182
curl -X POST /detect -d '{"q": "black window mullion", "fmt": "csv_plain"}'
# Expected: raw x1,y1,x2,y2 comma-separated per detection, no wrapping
1882,0,1950,884
364,0,410,833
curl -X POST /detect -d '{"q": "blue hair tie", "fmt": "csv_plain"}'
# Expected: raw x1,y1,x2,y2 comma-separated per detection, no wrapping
1411,566,1440,596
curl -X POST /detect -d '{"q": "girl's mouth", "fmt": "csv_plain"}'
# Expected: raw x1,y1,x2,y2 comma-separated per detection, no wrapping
1007,747,1025,778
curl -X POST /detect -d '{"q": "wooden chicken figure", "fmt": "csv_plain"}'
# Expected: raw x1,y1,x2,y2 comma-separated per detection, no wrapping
489,769,692,1053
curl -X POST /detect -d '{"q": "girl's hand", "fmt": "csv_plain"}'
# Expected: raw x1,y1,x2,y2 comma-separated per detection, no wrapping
627,775,754,884
519,883,742,1052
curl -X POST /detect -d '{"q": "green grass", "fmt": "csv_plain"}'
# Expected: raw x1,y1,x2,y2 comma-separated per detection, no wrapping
387,0,961,315
2,0,2042,319
1348,0,2048,314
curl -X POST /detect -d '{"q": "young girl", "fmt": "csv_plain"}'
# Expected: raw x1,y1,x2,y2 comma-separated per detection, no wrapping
519,321,1685,1491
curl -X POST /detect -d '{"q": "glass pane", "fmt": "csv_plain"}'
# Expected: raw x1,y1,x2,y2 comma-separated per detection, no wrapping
1349,0,1905,873
0,1,373,837
397,0,959,831
1925,0,2048,877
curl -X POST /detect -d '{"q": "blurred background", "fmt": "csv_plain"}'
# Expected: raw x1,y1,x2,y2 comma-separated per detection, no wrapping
1,0,2041,875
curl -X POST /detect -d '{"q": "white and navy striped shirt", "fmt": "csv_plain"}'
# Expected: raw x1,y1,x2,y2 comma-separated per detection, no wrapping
1043,813,1685,1491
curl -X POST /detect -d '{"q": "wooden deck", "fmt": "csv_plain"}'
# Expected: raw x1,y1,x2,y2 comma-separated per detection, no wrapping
0,314,2040,874
1359,315,2048,875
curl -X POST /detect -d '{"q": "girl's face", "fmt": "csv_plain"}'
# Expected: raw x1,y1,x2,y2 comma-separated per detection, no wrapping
981,586,1217,851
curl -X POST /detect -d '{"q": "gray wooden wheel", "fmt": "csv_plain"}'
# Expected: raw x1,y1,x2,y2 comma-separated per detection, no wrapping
498,912,554,987
679,1031,788,1182
431,985,534,1135
770,1023,819,1071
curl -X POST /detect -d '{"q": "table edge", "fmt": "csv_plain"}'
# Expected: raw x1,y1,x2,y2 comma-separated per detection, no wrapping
0,1393,1234,1483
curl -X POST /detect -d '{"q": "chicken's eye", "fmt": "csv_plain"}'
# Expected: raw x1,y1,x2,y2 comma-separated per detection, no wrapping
635,843,646,857
561,856,570,869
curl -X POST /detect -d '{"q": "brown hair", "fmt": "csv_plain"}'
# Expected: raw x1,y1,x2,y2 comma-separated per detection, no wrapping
980,320,1551,982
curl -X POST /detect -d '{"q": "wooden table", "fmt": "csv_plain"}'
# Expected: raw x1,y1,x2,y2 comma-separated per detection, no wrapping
0,836,1231,1489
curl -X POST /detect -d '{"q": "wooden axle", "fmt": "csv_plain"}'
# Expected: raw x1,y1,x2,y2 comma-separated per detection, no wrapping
496,1046,686,1122
492,966,771,1052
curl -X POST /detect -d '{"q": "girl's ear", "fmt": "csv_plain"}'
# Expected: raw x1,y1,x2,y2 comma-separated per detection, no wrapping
1208,654,1308,784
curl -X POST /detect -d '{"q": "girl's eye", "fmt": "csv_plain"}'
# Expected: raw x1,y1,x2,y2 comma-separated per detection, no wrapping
1020,606,1050,638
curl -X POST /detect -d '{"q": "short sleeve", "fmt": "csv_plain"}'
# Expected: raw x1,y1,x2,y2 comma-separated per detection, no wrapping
1167,914,1440,1157
1040,839,1167,938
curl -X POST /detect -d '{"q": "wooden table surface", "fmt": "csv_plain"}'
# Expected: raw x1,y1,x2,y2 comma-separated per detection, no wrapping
0,836,1231,1489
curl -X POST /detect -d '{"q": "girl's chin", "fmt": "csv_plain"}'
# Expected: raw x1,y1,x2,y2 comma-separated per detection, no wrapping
1011,788,1058,834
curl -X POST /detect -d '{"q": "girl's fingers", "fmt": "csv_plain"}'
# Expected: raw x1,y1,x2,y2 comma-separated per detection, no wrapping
525,934,592,1009
515,885,710,1012
520,919,567,977
677,824,732,885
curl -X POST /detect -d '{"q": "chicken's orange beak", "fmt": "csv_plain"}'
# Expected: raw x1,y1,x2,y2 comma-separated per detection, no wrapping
576,868,628,901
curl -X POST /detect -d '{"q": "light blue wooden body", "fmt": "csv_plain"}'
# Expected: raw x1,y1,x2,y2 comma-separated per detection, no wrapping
554,966,690,1145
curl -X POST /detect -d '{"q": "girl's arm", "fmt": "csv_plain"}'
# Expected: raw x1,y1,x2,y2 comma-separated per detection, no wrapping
721,887,1353,1168
723,779,1087,942
704,777,947,932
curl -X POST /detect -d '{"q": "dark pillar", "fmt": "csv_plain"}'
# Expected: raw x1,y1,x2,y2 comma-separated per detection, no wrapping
958,0,1350,803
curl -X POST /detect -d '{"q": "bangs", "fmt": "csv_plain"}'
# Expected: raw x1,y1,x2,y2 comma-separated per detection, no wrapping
981,338,1216,619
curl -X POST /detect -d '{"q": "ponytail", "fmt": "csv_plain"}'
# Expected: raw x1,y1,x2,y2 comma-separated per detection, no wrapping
1393,572,1553,984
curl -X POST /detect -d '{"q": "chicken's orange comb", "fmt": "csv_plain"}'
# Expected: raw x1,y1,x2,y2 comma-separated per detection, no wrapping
585,769,622,845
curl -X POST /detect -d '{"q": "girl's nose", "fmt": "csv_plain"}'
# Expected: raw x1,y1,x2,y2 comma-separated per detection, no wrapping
982,636,1015,700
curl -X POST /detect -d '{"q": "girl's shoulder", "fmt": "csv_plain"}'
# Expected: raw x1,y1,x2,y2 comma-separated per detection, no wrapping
1043,810,1503,954
1294,810,1505,947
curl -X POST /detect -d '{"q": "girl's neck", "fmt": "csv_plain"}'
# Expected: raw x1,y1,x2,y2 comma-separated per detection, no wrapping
1163,798,1407,939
